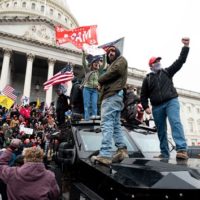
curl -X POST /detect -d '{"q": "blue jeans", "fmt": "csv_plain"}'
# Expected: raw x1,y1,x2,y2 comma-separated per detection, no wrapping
99,91,127,157
83,87,98,120
152,98,187,158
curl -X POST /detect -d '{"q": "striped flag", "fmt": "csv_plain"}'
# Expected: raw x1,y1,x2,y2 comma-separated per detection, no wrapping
99,37,124,55
43,64,74,91
2,85,17,101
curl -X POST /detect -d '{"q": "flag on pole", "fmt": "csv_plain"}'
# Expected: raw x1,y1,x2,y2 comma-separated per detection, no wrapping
36,97,41,109
43,64,74,91
82,44,106,56
0,95,14,109
99,37,125,55
2,85,17,101
55,25,98,49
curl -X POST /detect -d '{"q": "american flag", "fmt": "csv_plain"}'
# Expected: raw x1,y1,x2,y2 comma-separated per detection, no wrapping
43,64,74,91
2,85,17,101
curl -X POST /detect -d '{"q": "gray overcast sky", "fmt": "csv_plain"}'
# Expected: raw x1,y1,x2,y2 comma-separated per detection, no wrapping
67,0,200,93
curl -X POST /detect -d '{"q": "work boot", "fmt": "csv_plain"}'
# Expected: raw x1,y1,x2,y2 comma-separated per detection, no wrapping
112,148,129,163
91,155,112,165
153,154,169,159
176,151,189,160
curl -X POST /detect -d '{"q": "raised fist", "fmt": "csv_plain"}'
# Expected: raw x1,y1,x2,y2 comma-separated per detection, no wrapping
182,37,190,46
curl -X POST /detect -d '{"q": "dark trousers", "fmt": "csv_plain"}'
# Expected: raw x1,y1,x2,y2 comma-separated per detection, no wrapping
0,179,8,200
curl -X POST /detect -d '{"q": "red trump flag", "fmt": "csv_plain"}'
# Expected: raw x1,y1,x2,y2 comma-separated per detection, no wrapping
55,25,98,49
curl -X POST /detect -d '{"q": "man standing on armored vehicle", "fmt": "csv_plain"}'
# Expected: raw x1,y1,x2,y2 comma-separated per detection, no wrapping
140,37,190,160
91,45,129,165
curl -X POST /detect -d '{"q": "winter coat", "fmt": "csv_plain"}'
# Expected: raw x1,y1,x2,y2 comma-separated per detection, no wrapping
0,149,60,200
19,107,31,119
56,93,70,125
82,52,106,89
98,56,128,101
141,46,189,110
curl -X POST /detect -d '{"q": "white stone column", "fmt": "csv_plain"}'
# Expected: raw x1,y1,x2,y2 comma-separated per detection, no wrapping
45,58,56,107
23,53,35,98
0,48,12,91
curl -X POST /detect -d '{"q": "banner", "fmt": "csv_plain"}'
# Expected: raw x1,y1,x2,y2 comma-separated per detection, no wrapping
20,125,33,135
21,96,29,106
99,37,124,54
82,44,106,56
0,95,14,109
55,25,98,49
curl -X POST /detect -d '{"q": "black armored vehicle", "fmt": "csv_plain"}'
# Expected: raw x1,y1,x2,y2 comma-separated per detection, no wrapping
55,118,200,200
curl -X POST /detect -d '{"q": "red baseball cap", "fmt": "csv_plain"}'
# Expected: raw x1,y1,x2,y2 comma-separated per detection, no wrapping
149,57,162,66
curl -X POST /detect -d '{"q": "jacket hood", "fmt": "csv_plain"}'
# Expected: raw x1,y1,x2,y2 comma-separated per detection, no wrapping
106,46,121,64
16,162,47,181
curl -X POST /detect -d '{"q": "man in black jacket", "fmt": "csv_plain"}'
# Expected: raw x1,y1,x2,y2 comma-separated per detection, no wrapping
140,37,190,160
56,85,70,126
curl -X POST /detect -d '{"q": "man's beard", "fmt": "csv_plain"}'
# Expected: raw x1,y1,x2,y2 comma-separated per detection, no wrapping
109,54,115,63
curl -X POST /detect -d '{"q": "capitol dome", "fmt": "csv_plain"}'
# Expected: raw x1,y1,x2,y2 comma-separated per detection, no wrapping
55,0,69,9
0,0,79,29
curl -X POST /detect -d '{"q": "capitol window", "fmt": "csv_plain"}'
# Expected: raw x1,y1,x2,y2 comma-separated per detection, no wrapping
50,9,53,15
65,18,68,23
41,5,44,12
14,2,17,7
22,2,26,8
197,120,200,132
58,13,61,19
31,3,36,10
6,3,9,7
187,106,191,113
188,118,194,132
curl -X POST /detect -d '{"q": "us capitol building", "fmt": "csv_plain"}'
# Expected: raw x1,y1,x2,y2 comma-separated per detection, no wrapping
0,0,199,145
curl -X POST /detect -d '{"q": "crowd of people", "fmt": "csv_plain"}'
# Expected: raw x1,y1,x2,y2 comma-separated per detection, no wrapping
0,104,61,199
0,37,190,199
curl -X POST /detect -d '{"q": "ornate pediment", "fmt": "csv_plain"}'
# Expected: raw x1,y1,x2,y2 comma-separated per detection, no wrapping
23,24,56,45
0,22,56,45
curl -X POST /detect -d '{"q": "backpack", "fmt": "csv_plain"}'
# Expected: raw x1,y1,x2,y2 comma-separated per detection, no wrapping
122,89,142,124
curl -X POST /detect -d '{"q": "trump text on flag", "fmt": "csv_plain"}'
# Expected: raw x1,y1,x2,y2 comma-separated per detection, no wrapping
55,25,98,49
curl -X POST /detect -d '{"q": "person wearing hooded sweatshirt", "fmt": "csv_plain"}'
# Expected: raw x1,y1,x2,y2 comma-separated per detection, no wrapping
81,50,106,120
0,139,60,200
91,46,129,165
55,84,70,126
140,37,190,160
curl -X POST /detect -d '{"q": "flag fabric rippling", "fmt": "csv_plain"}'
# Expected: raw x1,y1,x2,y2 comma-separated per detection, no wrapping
2,85,17,101
99,37,124,55
55,25,98,49
43,64,74,90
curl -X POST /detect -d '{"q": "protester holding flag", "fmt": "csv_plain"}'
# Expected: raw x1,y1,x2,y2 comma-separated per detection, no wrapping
81,50,106,120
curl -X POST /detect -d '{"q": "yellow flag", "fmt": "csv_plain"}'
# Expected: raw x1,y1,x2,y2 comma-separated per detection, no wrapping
36,97,40,108
0,95,14,109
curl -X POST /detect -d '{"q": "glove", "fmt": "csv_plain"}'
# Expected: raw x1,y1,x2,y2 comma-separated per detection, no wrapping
8,139,22,151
